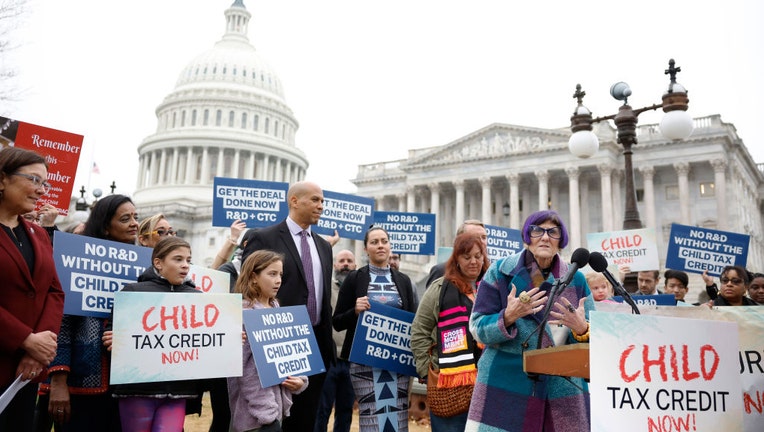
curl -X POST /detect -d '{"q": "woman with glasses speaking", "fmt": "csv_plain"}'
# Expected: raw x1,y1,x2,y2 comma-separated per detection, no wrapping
0,147,65,430
466,210,593,432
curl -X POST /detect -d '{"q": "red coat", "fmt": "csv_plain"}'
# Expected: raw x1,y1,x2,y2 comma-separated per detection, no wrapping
0,218,65,387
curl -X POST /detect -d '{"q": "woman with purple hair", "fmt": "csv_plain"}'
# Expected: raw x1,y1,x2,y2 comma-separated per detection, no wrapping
466,210,593,432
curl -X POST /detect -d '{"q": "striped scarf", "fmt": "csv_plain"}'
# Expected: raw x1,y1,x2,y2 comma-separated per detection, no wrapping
435,279,479,388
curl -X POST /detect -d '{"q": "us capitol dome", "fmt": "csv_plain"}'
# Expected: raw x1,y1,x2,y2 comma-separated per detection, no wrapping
133,0,307,265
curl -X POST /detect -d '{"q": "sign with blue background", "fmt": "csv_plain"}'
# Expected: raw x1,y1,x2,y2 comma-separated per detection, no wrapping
349,302,417,377
612,294,676,306
485,224,523,262
54,232,152,318
243,305,325,388
212,177,289,228
313,190,374,241
666,224,749,276
373,211,435,255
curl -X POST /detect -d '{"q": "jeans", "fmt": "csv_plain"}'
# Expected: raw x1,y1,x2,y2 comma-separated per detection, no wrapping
313,359,355,432
430,411,468,432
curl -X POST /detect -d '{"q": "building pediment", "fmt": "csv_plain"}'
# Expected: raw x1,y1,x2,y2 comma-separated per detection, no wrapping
403,123,569,169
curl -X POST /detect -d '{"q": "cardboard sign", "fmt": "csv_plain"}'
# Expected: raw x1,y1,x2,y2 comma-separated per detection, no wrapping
53,232,151,318
212,177,289,228
110,292,243,384
590,311,743,431
188,264,230,294
348,303,417,377
243,305,325,388
1,116,83,215
665,224,749,276
372,211,435,255
313,190,374,241
587,228,659,272
485,224,523,262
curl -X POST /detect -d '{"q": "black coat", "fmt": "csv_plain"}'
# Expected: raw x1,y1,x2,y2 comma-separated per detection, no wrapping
332,265,417,360
110,267,201,398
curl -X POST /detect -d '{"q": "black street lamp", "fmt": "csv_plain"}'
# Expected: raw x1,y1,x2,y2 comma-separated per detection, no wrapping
568,59,694,229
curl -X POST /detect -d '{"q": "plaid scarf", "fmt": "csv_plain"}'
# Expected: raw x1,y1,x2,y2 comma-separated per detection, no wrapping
435,279,479,388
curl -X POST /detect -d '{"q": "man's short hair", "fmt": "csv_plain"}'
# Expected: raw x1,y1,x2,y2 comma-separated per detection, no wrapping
663,269,688,287
456,219,485,235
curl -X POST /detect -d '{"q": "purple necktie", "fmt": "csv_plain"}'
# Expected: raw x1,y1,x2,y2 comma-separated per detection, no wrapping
300,230,318,325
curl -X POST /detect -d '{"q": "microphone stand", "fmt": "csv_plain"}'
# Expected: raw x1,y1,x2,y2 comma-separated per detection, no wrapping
612,280,641,315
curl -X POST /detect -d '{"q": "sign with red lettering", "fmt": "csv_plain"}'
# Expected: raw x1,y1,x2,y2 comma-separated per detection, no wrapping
188,264,230,294
587,228,659,272
590,311,743,431
110,292,243,384
0,116,83,215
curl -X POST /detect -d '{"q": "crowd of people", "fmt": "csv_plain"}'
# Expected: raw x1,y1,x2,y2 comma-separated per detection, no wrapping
1,146,762,432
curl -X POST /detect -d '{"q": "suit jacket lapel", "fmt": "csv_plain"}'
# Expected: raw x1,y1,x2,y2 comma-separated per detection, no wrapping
277,221,306,282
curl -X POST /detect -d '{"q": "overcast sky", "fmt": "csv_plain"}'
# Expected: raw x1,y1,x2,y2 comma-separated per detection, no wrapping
5,0,763,198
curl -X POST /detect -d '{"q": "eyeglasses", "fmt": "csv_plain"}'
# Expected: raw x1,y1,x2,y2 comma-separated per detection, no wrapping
528,225,562,239
152,228,176,237
12,173,52,194
720,277,744,285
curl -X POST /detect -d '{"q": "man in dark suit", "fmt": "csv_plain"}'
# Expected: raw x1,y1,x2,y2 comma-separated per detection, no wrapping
241,181,335,432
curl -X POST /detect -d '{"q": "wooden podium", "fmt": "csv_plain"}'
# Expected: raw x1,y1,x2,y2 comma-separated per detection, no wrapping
523,343,590,380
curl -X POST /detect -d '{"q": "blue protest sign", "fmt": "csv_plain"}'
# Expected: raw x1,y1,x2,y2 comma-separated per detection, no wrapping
53,232,152,318
212,177,289,228
484,224,523,262
313,190,374,241
372,211,435,255
612,294,677,306
243,305,325,388
348,302,417,377
665,224,750,276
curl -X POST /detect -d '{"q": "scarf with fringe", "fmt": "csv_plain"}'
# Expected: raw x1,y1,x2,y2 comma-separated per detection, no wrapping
435,279,479,388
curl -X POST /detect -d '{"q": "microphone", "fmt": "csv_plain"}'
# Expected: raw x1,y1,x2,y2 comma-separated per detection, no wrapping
528,248,591,352
588,251,640,314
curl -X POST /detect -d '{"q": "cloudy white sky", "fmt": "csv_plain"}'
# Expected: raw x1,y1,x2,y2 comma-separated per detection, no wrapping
4,0,763,198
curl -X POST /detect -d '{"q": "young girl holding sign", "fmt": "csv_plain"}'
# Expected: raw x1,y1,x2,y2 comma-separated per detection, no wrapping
102,236,200,432
228,250,308,432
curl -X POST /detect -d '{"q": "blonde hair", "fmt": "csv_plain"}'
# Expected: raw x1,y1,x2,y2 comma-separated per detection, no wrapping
585,272,613,296
138,213,166,246
235,250,284,304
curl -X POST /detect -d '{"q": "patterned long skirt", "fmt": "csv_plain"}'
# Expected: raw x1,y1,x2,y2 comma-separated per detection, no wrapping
349,363,410,432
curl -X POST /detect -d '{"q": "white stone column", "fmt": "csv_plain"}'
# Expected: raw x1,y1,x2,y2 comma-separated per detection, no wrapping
598,164,614,231
248,152,256,179
480,177,492,225
454,180,465,227
521,181,531,223
397,193,406,212
612,169,623,228
275,158,283,182
148,151,157,185
185,148,194,184
406,186,416,213
170,149,179,185
536,170,549,211
550,177,560,212
157,149,167,184
639,166,656,230
507,173,520,229
580,173,590,238
566,166,581,249
674,162,691,225
200,148,210,185
232,149,241,178
711,159,727,229
429,183,440,248
215,149,224,182
376,196,385,212
136,155,146,189
262,155,270,180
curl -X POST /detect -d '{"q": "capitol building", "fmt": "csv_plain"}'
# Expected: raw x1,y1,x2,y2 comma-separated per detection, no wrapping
75,1,762,281
352,116,764,284
131,0,307,265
